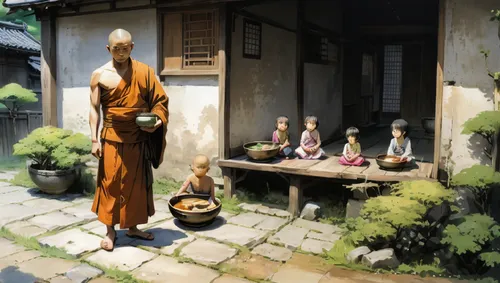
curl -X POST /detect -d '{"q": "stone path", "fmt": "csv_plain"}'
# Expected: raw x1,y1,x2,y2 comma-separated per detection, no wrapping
0,178,463,283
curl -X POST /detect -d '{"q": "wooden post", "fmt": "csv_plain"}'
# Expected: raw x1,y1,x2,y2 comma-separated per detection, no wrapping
218,4,232,160
432,0,446,179
288,176,303,217
40,10,58,127
222,168,236,199
296,0,304,135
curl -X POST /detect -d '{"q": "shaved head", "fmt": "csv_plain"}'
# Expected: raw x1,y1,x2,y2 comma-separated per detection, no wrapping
108,29,132,46
193,154,210,167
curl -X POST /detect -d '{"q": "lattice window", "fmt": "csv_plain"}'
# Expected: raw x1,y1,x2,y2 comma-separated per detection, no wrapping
243,19,261,59
183,10,218,68
382,45,403,113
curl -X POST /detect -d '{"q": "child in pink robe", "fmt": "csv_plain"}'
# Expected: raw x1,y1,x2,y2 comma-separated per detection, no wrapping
295,116,325,159
339,127,365,166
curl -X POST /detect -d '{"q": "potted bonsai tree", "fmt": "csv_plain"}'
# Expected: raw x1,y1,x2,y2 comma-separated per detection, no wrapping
12,126,92,194
0,83,38,116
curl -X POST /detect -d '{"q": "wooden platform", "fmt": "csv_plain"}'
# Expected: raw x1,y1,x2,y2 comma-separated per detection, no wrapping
218,154,434,216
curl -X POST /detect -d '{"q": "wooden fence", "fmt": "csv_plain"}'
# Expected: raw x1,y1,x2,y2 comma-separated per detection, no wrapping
0,110,43,157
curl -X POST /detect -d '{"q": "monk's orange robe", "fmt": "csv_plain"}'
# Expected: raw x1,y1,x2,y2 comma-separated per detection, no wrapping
91,59,169,229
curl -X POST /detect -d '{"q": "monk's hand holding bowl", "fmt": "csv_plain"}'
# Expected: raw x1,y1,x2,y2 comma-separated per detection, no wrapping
140,118,162,133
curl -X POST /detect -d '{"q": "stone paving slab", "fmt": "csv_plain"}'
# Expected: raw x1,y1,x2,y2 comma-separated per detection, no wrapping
238,203,291,218
0,250,41,267
132,255,220,283
86,246,157,271
180,239,237,266
227,212,269,228
0,183,24,194
39,228,103,257
61,201,97,220
218,211,235,221
23,198,74,213
0,189,39,206
137,211,173,230
254,216,289,231
307,231,342,243
17,257,79,280
271,266,324,283
86,226,137,247
0,171,17,181
220,253,282,281
0,265,41,283
5,220,47,238
81,220,102,231
251,243,293,262
213,274,254,283
132,222,196,255
300,238,334,255
28,211,86,231
194,224,268,248
0,238,25,259
153,199,171,212
267,225,309,251
292,219,342,234
88,278,118,283
65,263,104,282
0,204,50,227
50,276,73,283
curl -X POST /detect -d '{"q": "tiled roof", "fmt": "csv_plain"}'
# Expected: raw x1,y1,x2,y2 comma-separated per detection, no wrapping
3,0,61,8
28,55,40,71
0,21,40,53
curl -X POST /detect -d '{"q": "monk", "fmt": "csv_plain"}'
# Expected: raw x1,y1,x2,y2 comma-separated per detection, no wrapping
89,29,169,252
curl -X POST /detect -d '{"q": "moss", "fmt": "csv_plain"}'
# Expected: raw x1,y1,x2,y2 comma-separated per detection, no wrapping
9,170,36,188
152,178,182,195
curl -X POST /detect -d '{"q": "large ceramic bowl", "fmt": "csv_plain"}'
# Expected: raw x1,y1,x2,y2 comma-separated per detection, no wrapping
376,154,407,169
168,194,222,227
136,113,157,127
243,141,280,160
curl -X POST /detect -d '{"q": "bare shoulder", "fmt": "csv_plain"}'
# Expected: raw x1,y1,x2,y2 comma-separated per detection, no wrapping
187,174,196,182
90,67,104,87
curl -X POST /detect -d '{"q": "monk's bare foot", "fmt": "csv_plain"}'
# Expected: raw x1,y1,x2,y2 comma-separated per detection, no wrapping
100,226,116,252
126,226,154,241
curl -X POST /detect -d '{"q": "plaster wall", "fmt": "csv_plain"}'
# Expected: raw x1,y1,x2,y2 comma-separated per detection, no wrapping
440,0,500,174
229,12,297,148
56,9,219,181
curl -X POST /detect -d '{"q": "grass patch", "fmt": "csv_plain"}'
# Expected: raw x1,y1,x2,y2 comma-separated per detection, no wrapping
0,156,26,171
396,261,446,277
153,178,182,195
85,261,147,283
0,227,75,260
317,199,346,225
9,169,36,188
216,191,243,214
324,238,372,272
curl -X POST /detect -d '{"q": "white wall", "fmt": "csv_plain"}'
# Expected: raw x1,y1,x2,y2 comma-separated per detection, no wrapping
56,9,220,181
440,0,500,174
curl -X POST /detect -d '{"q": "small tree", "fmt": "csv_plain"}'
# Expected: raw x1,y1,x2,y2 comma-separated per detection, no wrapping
13,126,91,170
0,83,38,117
461,111,500,160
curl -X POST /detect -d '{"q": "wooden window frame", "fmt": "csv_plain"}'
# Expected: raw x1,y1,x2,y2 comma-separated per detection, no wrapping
242,18,262,60
304,32,339,66
161,9,220,76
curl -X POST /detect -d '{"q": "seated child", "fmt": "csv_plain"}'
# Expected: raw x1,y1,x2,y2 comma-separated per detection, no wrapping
175,154,216,203
295,115,325,159
387,119,414,162
272,115,294,159
339,127,365,166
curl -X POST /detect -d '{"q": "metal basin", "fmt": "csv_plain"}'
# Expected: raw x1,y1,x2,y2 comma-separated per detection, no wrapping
243,141,280,160
376,154,407,169
168,194,222,227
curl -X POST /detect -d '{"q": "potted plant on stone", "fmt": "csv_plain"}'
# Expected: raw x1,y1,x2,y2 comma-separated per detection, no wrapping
12,126,92,194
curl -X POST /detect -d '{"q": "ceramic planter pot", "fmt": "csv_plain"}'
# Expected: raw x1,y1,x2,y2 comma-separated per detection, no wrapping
28,164,77,194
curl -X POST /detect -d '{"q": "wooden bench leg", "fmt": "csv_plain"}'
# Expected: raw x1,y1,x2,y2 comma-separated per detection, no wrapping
288,176,303,217
222,168,236,199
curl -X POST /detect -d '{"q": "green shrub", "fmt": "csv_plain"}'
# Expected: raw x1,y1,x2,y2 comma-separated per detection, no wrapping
0,83,38,111
13,126,91,170
461,111,500,159
441,213,500,274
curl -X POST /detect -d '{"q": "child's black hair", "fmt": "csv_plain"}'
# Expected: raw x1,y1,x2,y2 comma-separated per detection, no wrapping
345,127,360,141
304,115,319,129
275,115,289,129
391,119,409,137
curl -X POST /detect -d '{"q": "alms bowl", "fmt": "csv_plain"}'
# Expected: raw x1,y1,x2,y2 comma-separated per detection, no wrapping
243,141,280,160
168,194,222,227
376,154,407,169
135,113,157,128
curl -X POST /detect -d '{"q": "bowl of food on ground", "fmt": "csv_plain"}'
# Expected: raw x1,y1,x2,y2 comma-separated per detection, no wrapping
243,141,281,160
376,154,407,169
168,194,222,227
136,112,157,128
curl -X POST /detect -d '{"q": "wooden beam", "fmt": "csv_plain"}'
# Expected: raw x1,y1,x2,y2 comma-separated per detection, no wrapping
288,176,303,217
360,25,437,36
433,0,446,179
40,10,57,127
218,3,232,160
234,9,295,33
296,0,304,137
222,167,236,199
